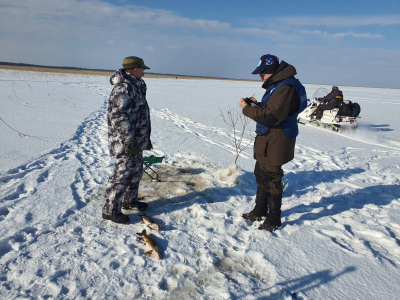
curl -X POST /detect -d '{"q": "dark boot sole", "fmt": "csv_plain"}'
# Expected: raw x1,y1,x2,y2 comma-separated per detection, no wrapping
242,213,264,222
102,213,130,224
258,224,281,232
121,202,148,212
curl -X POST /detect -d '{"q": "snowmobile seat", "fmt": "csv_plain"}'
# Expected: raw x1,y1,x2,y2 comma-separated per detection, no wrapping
142,156,165,181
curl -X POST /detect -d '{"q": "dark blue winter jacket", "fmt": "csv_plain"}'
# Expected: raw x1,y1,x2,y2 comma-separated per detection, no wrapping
256,78,307,138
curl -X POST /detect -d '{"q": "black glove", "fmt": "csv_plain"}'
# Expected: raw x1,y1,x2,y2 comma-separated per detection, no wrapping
124,140,141,155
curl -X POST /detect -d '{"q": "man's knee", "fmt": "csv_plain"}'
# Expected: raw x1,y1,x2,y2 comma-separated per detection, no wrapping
254,163,283,195
268,182,283,195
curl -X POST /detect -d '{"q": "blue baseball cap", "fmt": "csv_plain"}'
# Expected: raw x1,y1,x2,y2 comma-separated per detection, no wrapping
251,54,280,74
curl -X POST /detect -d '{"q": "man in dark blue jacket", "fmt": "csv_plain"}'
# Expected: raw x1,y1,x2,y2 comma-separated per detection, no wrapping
239,54,307,231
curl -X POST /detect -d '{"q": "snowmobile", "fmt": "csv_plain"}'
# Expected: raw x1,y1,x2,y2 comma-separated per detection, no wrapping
297,88,360,132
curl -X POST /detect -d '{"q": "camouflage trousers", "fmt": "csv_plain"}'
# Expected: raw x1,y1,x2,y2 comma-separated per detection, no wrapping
103,153,143,216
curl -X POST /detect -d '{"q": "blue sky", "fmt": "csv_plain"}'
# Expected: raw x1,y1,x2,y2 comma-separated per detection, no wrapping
0,0,399,88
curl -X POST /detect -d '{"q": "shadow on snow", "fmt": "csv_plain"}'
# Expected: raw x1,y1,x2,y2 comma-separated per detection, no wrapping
284,184,400,226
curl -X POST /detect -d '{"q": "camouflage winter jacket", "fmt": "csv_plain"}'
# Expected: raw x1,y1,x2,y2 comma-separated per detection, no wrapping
107,69,152,158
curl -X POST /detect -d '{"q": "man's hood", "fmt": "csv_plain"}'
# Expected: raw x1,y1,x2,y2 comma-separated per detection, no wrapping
262,61,297,89
110,69,140,86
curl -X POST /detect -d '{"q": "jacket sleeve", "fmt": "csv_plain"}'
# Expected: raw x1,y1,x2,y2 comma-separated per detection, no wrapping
108,84,136,142
242,85,296,127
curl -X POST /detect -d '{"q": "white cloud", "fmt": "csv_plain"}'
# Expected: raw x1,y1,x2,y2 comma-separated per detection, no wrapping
0,0,288,40
232,27,281,38
266,15,400,27
350,32,384,38
167,45,183,50
300,30,384,39
0,0,398,88
119,7,232,31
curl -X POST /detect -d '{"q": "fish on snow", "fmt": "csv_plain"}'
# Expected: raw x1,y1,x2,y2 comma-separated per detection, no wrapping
136,229,162,260
140,214,161,231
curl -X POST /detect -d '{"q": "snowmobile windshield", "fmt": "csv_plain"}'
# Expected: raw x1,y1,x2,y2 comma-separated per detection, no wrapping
312,88,328,104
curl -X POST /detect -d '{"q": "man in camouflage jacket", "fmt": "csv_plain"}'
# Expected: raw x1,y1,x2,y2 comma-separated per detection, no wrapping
102,56,152,224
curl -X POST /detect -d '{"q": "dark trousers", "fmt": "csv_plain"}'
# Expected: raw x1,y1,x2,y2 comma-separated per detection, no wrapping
254,162,283,195
316,99,342,119
251,162,283,225
103,153,143,216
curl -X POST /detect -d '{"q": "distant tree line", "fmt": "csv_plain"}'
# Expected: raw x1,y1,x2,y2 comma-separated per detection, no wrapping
0,61,251,81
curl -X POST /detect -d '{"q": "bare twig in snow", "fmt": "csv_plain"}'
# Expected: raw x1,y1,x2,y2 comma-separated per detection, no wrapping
0,116,27,137
219,107,253,164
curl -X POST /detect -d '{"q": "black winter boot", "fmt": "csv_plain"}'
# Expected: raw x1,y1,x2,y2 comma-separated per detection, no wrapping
258,193,282,231
243,186,268,222
121,201,148,212
102,212,130,224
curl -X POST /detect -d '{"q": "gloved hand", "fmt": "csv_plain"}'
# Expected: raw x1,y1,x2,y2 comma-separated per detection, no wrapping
124,140,141,155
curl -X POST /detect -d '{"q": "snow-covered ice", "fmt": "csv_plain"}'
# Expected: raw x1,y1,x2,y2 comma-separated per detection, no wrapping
1,69,400,299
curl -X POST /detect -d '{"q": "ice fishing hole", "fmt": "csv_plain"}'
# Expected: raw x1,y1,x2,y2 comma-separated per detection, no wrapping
178,168,205,174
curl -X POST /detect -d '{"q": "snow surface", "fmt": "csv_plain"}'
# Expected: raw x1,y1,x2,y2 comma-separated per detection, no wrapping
1,69,400,299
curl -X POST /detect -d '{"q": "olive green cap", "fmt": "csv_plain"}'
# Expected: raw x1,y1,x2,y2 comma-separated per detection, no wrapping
122,56,150,70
